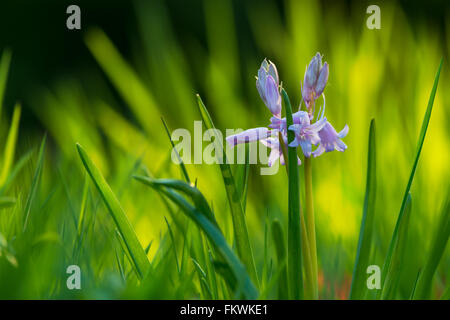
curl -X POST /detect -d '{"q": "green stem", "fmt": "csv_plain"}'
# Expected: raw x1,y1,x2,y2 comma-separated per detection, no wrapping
282,88,303,299
304,156,318,299
300,207,315,299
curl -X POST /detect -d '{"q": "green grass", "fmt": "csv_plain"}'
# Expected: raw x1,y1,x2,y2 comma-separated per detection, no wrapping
0,0,448,300
350,119,376,300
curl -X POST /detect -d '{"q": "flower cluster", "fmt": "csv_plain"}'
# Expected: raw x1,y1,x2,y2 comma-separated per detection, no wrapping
226,53,348,166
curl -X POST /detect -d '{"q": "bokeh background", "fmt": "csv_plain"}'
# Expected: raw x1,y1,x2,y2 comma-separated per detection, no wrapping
0,0,448,299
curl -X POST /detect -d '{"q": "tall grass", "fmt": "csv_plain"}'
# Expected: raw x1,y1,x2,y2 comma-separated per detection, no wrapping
0,0,448,300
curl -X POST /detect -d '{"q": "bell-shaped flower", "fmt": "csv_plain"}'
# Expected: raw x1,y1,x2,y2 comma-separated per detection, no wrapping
256,59,282,117
260,135,302,167
312,122,349,157
302,53,329,109
288,111,327,157
225,127,271,147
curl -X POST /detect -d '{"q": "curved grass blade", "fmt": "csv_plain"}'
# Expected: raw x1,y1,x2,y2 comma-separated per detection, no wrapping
413,197,449,299
0,103,21,186
135,176,258,299
23,135,46,232
378,59,443,298
195,94,258,286
350,119,377,299
134,176,218,227
282,88,303,299
76,143,151,279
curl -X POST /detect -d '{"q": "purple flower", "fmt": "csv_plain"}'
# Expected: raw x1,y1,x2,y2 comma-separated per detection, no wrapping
260,135,302,167
226,56,348,169
225,127,271,147
312,122,349,157
302,53,329,110
256,59,282,117
288,111,327,157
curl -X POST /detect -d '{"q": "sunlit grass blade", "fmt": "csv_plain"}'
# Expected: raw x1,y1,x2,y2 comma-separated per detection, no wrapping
413,197,449,299
381,193,412,299
0,49,12,117
23,135,46,232
350,119,376,300
76,143,151,279
84,29,161,139
378,59,442,298
134,176,258,299
195,94,258,286
0,103,21,187
282,88,303,299
0,149,33,196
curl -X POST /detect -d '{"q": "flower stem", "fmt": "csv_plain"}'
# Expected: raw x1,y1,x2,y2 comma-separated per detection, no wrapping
300,207,315,299
304,156,319,299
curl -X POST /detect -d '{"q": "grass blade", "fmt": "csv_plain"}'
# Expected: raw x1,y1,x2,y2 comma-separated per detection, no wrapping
164,216,180,274
350,119,377,299
134,177,218,227
0,149,33,196
233,143,250,213
195,94,258,286
381,193,412,299
135,176,258,299
0,49,12,117
161,117,190,183
378,58,443,298
84,29,160,138
76,143,151,279
0,103,21,186
282,88,303,299
271,219,289,299
23,135,46,232
413,197,449,299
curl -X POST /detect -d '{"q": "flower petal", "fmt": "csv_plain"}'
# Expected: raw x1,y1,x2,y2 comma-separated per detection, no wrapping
315,62,329,97
337,124,349,138
265,75,281,116
226,127,270,147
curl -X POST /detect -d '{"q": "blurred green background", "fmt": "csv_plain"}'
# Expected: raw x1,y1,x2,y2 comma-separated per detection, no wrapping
0,0,448,299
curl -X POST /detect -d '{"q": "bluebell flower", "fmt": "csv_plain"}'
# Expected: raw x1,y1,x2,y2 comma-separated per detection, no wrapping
256,59,282,117
288,111,327,157
302,53,329,112
312,122,349,157
227,56,347,168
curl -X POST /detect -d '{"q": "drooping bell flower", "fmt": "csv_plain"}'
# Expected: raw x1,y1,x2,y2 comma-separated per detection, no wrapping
288,111,327,157
302,53,329,113
256,59,282,118
312,122,349,157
